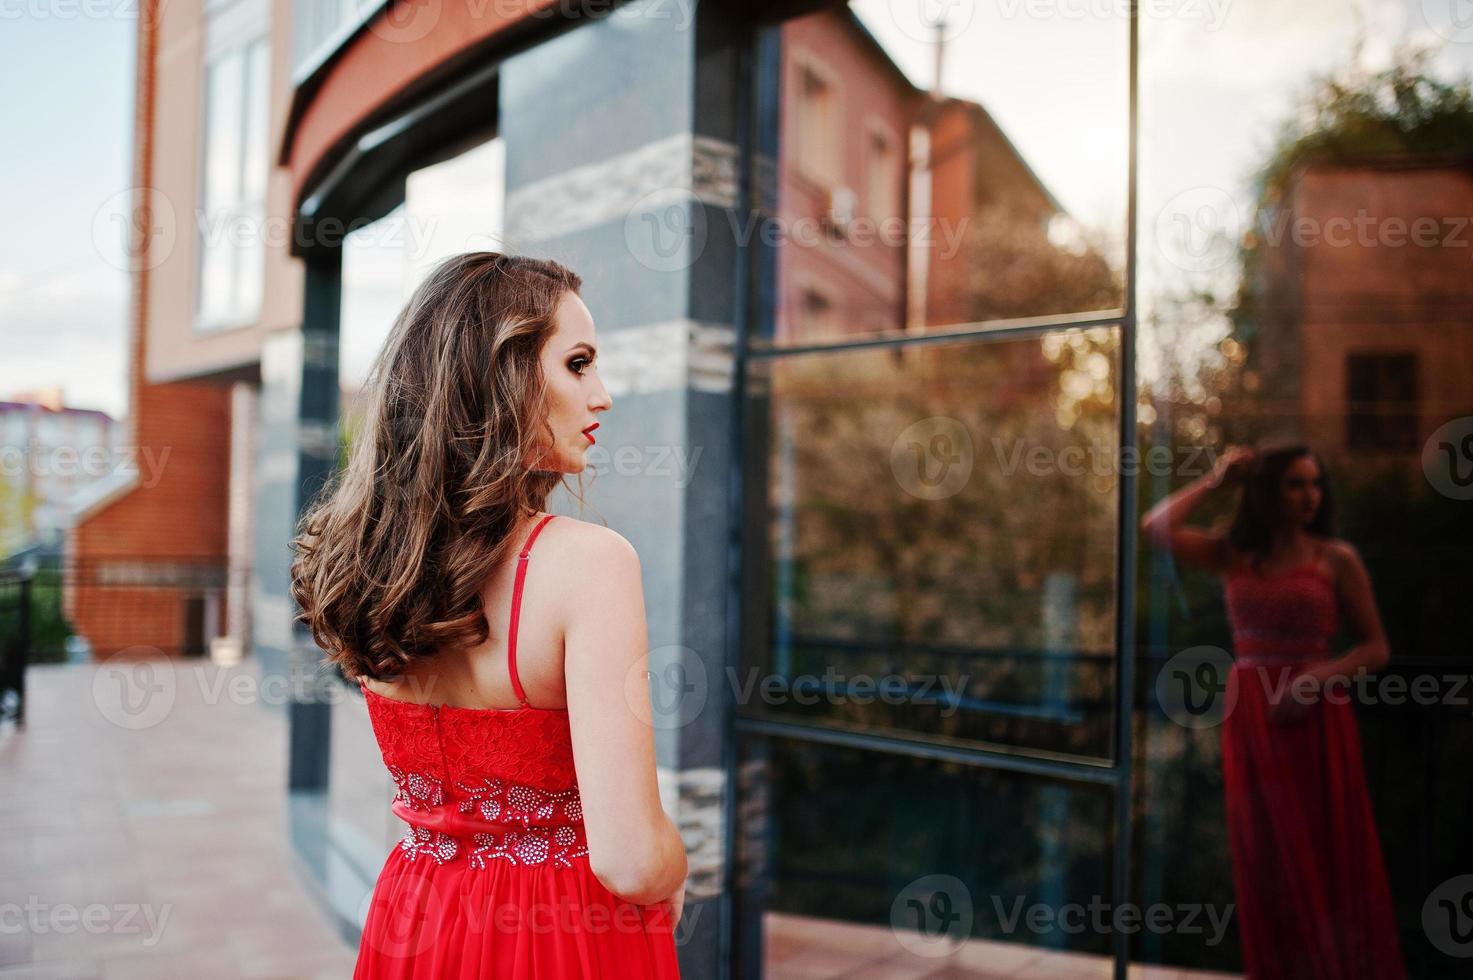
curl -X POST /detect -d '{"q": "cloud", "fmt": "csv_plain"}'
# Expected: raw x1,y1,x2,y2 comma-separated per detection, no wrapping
0,263,128,418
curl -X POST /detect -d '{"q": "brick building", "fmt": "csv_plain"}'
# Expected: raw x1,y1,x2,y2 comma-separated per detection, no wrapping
0,395,117,556
1248,158,1473,465
79,0,1473,978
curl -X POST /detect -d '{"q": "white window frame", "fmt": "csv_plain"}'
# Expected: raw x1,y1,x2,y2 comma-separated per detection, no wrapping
790,48,844,190
196,0,272,333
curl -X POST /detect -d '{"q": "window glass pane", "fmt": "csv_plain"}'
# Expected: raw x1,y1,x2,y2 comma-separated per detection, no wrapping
197,233,238,325
742,329,1120,760
241,39,271,208
339,136,504,399
734,737,1115,973
402,136,506,281
202,48,244,218
198,37,270,329
1137,8,1473,977
761,2,1128,347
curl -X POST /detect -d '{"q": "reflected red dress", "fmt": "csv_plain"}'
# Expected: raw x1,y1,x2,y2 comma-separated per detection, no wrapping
1221,545,1404,979
353,514,681,978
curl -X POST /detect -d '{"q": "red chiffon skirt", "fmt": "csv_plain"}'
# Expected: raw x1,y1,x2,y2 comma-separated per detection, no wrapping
353,847,681,978
1221,662,1405,979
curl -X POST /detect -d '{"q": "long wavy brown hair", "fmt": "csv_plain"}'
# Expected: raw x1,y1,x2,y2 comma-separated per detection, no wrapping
1227,441,1335,570
289,251,583,681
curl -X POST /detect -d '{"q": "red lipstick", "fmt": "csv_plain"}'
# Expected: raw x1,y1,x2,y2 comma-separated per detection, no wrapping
582,422,599,445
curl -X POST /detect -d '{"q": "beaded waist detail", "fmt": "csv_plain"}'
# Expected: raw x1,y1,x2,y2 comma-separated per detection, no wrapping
1231,627,1331,664
386,765,589,869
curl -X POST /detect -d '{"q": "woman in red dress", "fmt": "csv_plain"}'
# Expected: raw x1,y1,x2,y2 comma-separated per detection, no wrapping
289,252,686,977
1141,442,1404,979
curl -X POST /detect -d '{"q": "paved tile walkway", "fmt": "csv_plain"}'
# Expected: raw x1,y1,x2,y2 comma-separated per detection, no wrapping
0,661,1241,979
764,913,1242,979
0,660,358,979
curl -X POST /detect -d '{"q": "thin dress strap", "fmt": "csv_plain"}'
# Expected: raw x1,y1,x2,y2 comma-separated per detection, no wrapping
507,513,555,709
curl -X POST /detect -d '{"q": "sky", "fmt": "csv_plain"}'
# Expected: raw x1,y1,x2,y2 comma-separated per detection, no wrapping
855,0,1473,263
0,13,134,419
2,0,1471,422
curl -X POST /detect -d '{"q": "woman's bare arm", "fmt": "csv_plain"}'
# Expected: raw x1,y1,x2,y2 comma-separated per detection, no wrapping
561,525,688,904
1304,541,1392,684
1138,446,1253,572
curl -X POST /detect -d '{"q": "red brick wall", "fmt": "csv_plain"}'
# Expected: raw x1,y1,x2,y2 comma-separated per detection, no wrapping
1291,164,1473,458
67,380,232,658
776,9,916,342
65,0,231,659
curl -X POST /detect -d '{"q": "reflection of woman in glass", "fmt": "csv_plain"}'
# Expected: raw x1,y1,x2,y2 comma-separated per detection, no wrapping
1141,442,1405,979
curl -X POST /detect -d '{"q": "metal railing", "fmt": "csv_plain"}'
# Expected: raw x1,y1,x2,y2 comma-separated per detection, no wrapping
0,568,33,727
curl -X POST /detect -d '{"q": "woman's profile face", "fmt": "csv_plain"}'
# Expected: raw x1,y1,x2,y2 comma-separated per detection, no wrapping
1278,453,1324,528
534,291,612,473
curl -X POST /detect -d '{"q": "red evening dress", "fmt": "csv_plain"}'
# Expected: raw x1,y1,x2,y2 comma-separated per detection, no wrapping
1220,541,1405,979
352,514,682,978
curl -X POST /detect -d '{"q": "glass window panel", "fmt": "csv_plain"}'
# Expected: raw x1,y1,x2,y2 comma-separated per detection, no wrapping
742,329,1120,760
402,135,506,282
761,2,1128,347
340,203,410,395
241,38,271,208
1136,9,1473,976
339,136,504,406
197,35,270,329
201,48,244,219
196,233,238,325
734,736,1116,974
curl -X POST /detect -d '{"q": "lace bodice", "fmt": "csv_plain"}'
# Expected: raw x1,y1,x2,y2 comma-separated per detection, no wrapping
362,686,577,787
1224,547,1339,665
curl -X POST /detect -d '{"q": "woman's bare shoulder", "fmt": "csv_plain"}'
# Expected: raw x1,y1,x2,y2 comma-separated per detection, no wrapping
538,516,639,567
1320,537,1363,578
535,519,643,641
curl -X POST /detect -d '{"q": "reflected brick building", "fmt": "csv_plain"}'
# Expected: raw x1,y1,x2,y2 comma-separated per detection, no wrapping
773,7,1094,344
1250,158,1473,462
